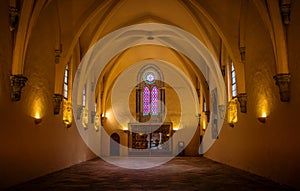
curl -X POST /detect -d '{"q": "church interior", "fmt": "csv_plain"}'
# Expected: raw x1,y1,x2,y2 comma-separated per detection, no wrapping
1,0,300,190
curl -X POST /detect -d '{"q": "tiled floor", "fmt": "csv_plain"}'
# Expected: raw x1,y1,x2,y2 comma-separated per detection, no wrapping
7,157,298,191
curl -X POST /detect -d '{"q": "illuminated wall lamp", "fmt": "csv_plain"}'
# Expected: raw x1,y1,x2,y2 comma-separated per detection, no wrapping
34,114,42,124
100,114,107,126
123,127,129,133
258,113,267,123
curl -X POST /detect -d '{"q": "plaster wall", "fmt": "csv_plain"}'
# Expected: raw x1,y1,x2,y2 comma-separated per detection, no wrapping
0,1,95,189
205,1,300,189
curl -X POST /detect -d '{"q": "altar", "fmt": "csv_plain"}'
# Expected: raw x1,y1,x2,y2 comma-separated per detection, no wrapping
128,122,173,156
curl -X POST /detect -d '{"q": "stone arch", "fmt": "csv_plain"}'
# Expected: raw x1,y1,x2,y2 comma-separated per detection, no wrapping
73,23,227,157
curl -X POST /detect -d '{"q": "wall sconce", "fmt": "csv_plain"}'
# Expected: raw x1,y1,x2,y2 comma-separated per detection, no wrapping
82,107,88,129
228,99,238,127
63,100,72,128
258,113,267,123
34,113,42,124
94,114,100,132
123,126,129,133
100,113,107,126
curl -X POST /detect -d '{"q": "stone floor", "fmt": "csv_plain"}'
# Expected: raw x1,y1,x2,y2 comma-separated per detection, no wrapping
6,157,298,191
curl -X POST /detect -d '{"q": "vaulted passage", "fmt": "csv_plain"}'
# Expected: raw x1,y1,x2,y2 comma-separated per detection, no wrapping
7,157,296,191
1,0,300,190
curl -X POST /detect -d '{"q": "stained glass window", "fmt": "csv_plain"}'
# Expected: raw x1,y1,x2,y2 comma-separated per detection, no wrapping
143,86,150,115
151,86,158,115
231,63,237,98
63,65,69,99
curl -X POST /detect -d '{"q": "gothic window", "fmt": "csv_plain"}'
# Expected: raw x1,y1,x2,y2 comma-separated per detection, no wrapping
82,84,86,107
138,65,163,119
142,72,158,116
63,65,69,99
231,63,237,98
203,97,206,112
143,86,150,115
151,86,158,115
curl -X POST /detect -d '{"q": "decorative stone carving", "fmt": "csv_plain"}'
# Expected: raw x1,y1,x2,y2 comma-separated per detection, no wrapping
273,73,291,102
239,47,246,62
10,75,28,101
94,114,100,132
9,7,19,31
82,106,88,129
52,94,63,114
91,111,96,123
54,49,62,64
280,0,291,25
221,65,226,77
237,93,247,113
76,105,83,120
218,105,226,119
205,110,210,123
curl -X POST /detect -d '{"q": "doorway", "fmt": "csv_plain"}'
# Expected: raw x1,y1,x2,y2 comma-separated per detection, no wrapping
110,133,120,156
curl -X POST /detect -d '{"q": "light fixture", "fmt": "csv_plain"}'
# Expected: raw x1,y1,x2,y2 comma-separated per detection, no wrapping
202,121,206,131
34,113,42,124
100,113,107,126
123,126,129,133
94,114,100,132
228,99,238,127
258,112,267,123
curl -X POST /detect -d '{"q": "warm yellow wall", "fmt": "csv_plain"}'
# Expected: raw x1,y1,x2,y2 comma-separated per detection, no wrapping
0,1,95,189
2,0,300,189
205,1,300,189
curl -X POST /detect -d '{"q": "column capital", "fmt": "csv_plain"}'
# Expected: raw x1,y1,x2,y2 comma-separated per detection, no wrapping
53,94,63,114
10,74,28,101
237,93,247,113
273,73,291,102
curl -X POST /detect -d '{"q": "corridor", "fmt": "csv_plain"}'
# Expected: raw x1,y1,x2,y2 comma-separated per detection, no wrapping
7,157,297,191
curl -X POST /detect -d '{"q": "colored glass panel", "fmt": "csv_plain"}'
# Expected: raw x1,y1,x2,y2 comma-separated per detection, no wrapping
143,86,150,115
151,86,158,115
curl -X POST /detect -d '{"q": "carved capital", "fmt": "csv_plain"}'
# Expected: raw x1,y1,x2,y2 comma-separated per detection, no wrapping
218,105,226,119
90,111,96,123
205,110,210,123
273,73,291,102
52,94,63,114
239,47,246,62
9,7,19,31
10,75,28,101
221,65,226,77
76,105,83,120
237,93,247,113
54,49,61,64
280,0,291,25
